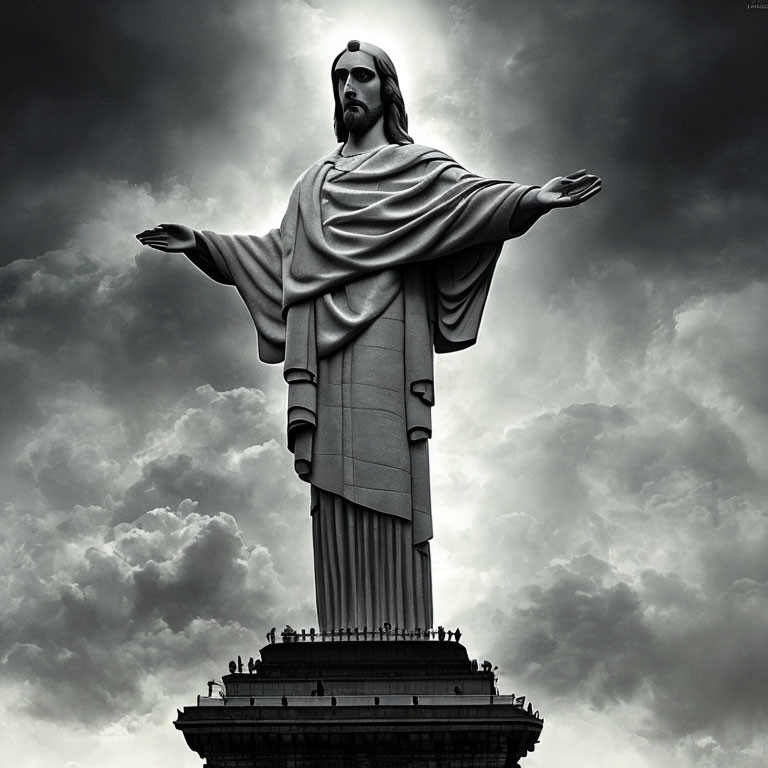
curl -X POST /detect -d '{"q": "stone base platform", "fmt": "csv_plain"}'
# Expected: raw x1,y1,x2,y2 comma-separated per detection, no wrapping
174,636,542,768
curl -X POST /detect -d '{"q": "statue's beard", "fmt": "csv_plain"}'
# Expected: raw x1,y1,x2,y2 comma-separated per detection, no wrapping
343,102,384,136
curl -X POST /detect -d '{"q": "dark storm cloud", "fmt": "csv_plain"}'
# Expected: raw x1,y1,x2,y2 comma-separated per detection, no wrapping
505,564,656,703
4,0,324,264
9,0,766,283
2,379,314,726
4,1,768,765
113,383,310,570
448,395,768,749
459,398,757,581
1,502,284,725
492,560,768,744
445,1,767,286
0,236,278,448
1,213,313,727
2,1,323,729
669,283,768,417
13,371,308,568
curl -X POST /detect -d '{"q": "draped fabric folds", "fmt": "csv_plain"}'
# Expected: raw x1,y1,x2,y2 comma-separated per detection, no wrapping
184,143,538,631
312,489,433,632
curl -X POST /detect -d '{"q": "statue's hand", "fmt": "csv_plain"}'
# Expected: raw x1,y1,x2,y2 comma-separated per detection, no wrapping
136,223,196,252
536,170,601,209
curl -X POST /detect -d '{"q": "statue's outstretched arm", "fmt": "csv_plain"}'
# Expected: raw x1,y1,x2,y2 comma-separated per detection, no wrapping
136,223,197,252
136,223,231,285
518,169,601,214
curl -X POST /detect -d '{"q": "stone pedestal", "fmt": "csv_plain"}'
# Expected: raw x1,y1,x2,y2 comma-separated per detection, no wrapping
175,635,542,768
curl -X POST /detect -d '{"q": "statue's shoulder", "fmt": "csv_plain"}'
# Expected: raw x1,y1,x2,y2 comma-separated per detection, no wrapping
293,144,462,188
367,144,461,177
284,148,343,200
306,144,457,170
389,143,456,163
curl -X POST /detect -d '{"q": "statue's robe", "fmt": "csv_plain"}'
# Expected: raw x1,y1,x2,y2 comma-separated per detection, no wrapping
184,143,538,631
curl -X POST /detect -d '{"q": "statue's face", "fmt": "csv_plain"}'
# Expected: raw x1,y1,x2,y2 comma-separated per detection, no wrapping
334,49,383,135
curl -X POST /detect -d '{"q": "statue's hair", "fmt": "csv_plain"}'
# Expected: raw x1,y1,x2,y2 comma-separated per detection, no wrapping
332,41,413,145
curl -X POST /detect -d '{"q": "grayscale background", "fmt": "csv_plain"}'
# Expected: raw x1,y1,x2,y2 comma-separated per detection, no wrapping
2,2,766,766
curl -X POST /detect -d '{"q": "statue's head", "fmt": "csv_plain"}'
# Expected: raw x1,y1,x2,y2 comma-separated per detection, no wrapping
331,40,413,145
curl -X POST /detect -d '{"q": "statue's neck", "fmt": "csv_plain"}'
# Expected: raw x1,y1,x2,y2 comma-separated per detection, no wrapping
342,118,388,156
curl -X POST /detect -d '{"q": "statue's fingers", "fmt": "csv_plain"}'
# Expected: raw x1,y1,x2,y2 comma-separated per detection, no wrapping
553,181,601,207
573,182,602,203
580,184,602,201
139,227,169,240
581,179,602,194
563,169,587,180
564,178,596,196
573,178,601,194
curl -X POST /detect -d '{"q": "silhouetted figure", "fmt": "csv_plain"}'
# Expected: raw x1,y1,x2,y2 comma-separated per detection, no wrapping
207,680,224,698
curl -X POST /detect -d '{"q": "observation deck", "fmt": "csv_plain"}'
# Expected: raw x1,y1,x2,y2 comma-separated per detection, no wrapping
175,630,542,768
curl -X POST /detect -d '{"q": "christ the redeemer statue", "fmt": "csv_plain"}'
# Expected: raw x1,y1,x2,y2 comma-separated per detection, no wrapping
137,40,600,633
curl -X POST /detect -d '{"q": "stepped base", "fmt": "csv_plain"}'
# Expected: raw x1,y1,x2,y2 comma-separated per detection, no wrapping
175,637,542,768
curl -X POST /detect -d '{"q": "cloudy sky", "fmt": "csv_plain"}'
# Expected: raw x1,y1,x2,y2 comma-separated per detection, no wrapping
3,1,767,766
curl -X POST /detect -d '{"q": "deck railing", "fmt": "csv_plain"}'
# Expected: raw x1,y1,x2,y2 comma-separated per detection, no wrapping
195,693,540,720
264,625,463,645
